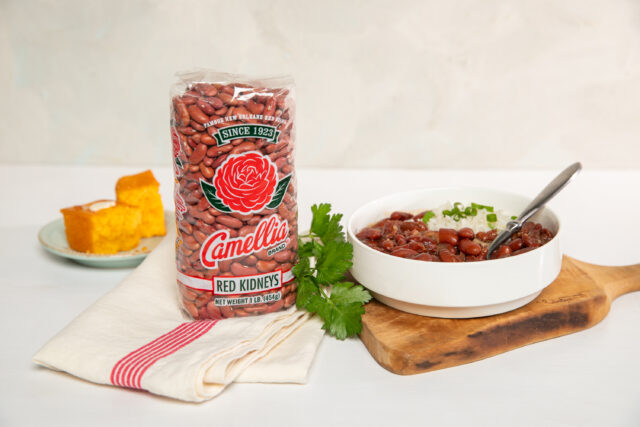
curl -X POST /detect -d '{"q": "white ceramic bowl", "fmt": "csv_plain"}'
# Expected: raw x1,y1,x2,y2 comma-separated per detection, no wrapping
347,188,562,318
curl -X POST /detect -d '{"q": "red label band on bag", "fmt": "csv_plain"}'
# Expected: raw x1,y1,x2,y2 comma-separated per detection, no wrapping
177,269,295,293
177,269,294,308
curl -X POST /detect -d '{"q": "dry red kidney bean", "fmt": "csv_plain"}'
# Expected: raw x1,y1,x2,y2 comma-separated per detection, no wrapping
211,154,229,169
238,225,255,237
244,304,267,314
200,163,214,179
183,235,200,251
266,299,285,313
172,75,297,319
216,215,243,229
244,255,258,266
220,306,234,318
178,220,193,234
356,211,554,262
280,262,293,271
174,99,190,126
190,144,207,164
183,299,199,317
191,122,205,132
180,283,197,300
230,263,258,276
207,144,232,157
194,292,210,308
283,293,296,308
193,230,207,244
255,249,273,261
206,302,222,319
196,100,216,115
215,223,239,238
273,250,292,263
229,141,256,155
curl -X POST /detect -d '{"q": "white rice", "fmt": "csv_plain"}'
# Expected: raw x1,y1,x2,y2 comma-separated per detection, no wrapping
423,202,515,233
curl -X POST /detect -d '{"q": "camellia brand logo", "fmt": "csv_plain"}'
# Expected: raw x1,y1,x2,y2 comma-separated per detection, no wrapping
199,214,289,269
200,151,292,215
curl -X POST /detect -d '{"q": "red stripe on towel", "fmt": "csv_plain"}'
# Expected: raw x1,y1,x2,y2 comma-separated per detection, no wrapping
110,320,217,389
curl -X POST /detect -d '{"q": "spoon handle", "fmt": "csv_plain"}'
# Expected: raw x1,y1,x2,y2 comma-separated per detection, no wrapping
486,162,582,259
517,162,582,224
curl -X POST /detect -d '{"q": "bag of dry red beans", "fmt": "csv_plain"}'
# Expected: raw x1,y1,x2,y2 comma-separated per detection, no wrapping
170,71,298,319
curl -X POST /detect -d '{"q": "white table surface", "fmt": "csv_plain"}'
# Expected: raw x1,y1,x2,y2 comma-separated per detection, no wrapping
1,165,639,427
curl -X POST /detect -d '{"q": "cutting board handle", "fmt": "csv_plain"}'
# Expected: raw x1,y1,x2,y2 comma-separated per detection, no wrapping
570,257,640,301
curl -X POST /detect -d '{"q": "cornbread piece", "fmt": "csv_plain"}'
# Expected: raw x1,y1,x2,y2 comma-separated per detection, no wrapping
116,170,166,238
60,200,142,254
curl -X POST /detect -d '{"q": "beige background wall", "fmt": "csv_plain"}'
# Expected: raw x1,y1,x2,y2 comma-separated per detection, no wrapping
1,0,639,169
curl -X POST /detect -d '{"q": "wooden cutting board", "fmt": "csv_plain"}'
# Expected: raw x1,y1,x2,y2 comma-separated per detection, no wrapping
359,256,640,375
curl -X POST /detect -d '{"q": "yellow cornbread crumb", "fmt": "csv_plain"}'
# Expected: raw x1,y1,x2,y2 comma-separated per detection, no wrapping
116,170,166,238
60,200,142,254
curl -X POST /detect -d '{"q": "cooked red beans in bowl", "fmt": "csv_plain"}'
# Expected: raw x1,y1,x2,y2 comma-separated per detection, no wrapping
356,211,555,262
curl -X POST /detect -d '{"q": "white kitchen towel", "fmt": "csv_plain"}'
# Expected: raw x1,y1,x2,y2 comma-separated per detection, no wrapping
33,227,324,402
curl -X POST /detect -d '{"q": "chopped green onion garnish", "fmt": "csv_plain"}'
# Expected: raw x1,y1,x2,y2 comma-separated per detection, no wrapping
422,211,436,223
511,215,517,220
486,213,497,222
442,202,498,222
471,202,494,212
488,223,496,230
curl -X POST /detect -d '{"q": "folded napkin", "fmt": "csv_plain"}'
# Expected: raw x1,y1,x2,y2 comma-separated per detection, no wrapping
33,226,324,402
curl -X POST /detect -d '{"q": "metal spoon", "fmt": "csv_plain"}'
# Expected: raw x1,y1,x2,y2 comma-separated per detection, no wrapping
486,162,582,260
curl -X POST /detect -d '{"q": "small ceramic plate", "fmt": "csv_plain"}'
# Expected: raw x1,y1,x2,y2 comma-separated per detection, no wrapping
38,211,174,268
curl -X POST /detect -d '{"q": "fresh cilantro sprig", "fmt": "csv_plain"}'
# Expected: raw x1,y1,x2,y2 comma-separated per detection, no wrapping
293,204,372,340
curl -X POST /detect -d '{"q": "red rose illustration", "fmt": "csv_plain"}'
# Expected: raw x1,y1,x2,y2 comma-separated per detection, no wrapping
213,152,278,214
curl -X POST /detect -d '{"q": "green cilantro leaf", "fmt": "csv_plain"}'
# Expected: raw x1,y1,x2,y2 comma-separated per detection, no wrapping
310,203,331,235
295,204,371,340
329,282,372,306
310,203,344,244
295,275,319,308
292,254,311,279
322,301,367,340
315,240,353,284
